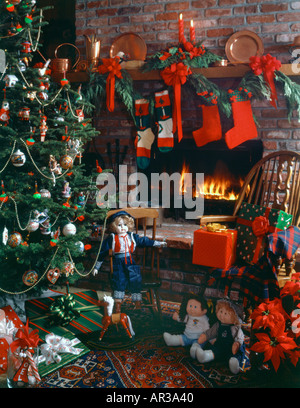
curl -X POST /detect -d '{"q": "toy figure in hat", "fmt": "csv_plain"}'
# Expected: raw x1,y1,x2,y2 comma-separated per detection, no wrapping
93,211,167,312
163,293,209,353
194,298,246,375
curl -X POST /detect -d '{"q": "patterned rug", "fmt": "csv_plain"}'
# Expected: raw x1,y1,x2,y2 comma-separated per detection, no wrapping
35,300,260,389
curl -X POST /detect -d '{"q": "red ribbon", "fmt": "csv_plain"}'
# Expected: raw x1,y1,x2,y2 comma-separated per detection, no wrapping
160,62,191,142
249,54,281,108
237,207,277,263
10,319,40,353
98,57,123,112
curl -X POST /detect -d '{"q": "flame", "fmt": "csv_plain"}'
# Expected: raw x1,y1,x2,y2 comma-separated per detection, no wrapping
179,161,244,201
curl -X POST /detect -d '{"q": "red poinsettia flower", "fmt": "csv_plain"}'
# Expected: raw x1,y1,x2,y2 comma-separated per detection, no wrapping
287,347,300,367
280,280,300,300
251,299,285,331
251,328,297,372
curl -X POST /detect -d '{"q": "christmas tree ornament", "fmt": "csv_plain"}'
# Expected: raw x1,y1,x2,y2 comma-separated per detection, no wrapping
26,221,39,232
24,14,33,24
192,91,222,148
0,181,8,203
2,227,8,245
37,59,51,77
59,154,73,170
134,98,155,169
26,127,35,145
18,107,30,121
4,74,18,87
0,100,10,124
225,88,258,149
39,114,48,142
62,125,70,142
74,191,85,208
8,232,22,247
60,76,69,87
22,269,38,286
49,155,62,175
75,241,85,252
21,41,31,53
47,267,60,284
40,189,51,198
62,181,71,198
76,108,84,123
16,22,22,32
154,89,174,152
61,261,75,277
40,219,51,235
18,59,27,72
11,149,26,167
6,3,14,12
67,138,80,155
62,222,76,236
33,181,41,199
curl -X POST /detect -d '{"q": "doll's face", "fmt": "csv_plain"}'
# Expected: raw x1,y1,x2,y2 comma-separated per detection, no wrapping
115,218,129,235
186,299,207,317
216,306,234,324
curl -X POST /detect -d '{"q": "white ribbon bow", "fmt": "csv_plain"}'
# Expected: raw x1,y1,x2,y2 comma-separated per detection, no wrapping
39,333,84,365
0,316,16,345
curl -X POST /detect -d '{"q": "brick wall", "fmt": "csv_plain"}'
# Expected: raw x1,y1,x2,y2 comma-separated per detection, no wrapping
76,0,300,170
74,0,300,300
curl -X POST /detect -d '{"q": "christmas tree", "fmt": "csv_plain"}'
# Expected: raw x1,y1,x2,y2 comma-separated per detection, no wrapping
0,0,107,296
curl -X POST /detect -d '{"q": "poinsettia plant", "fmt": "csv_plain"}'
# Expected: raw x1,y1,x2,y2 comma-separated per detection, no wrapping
250,273,300,372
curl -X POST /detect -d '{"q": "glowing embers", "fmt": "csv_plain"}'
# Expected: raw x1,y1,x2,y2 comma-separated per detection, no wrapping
179,160,244,201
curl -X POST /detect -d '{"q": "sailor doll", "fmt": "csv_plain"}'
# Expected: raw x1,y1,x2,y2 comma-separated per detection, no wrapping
93,211,167,312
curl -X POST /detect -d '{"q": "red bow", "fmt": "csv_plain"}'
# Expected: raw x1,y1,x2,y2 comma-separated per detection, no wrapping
252,216,270,237
160,62,191,142
98,57,123,112
10,319,41,353
249,54,281,108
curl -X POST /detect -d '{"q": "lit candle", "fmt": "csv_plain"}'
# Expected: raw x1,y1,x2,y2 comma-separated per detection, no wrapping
190,20,195,43
179,13,185,44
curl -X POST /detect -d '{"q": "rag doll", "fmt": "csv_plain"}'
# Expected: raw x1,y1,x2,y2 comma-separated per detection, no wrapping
163,294,209,353
93,210,167,312
195,298,245,374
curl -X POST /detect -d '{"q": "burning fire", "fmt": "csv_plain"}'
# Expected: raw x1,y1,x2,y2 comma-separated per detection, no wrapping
179,162,243,201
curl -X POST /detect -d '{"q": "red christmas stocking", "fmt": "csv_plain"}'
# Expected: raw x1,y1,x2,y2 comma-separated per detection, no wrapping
225,89,258,149
192,92,222,147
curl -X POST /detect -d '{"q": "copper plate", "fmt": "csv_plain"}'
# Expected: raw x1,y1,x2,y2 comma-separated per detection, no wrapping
225,30,264,63
110,33,147,61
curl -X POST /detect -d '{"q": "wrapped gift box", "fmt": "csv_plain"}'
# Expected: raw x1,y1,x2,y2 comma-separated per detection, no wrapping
26,290,103,377
0,306,25,374
192,228,237,269
236,202,292,264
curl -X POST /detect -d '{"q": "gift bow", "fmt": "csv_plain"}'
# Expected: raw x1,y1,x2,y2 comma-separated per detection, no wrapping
39,333,83,365
249,54,281,108
98,56,123,112
49,293,80,326
160,62,192,142
252,215,270,237
10,319,40,353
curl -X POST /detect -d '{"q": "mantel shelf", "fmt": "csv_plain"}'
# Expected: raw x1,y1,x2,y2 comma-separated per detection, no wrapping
51,63,300,83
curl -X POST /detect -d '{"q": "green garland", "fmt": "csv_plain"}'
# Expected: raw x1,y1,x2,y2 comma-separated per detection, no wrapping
85,48,300,129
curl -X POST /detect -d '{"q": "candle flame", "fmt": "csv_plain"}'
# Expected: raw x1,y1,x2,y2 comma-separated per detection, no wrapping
190,20,193,27
179,13,183,20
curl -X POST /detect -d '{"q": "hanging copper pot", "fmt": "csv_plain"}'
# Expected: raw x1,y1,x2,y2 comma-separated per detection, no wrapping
51,43,81,74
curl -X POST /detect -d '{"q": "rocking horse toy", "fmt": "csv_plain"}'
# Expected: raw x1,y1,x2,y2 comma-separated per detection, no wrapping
98,295,135,341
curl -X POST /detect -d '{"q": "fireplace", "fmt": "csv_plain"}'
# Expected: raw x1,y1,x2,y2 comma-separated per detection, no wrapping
143,138,263,220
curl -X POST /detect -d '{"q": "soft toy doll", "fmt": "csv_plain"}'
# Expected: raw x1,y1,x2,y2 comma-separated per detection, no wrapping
163,294,209,351
195,298,246,374
93,211,167,312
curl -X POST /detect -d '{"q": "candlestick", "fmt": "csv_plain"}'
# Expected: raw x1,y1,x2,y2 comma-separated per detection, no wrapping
179,13,185,44
190,20,195,43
